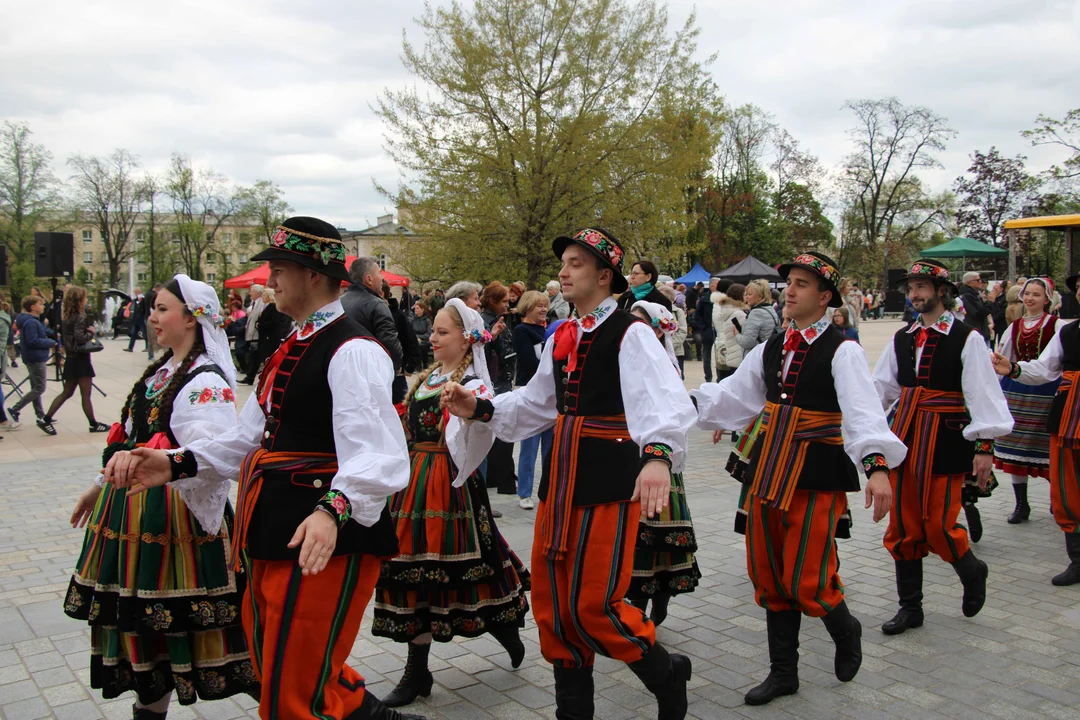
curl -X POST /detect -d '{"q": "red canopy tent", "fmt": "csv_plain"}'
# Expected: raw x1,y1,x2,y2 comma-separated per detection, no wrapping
223,257,410,289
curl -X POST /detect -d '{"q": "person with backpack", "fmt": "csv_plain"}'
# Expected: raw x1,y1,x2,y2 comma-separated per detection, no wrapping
735,279,781,356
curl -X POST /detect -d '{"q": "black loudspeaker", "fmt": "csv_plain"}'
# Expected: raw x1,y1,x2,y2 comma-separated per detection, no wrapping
887,268,907,290
0,245,7,286
34,232,74,277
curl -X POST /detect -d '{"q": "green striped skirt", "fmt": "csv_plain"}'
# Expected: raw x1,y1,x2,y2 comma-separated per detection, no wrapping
628,472,701,599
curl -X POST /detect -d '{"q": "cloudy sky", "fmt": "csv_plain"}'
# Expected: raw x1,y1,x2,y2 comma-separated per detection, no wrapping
3,0,1077,230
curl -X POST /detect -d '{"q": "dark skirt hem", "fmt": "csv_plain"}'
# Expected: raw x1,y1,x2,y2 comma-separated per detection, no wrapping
90,654,259,706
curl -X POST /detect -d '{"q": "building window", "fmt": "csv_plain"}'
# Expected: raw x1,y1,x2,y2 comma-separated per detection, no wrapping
87,272,93,282
239,254,248,264
378,254,388,270
100,253,109,263
137,273,147,282
135,230,146,243
206,255,215,265
82,252,93,264
82,230,93,243
222,232,232,244
206,273,216,283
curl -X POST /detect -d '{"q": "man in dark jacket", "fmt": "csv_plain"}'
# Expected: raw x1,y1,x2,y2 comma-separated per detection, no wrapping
8,295,58,434
385,281,421,403
959,272,991,343
691,278,723,382
340,256,403,372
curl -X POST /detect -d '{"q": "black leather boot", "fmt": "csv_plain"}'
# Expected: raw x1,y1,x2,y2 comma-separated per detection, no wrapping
382,642,433,708
821,601,862,682
952,549,989,617
882,559,924,635
628,642,692,720
628,596,649,612
1007,482,1031,524
1052,533,1080,586
348,690,428,720
132,705,167,720
649,594,670,627
963,503,983,543
553,665,595,720
744,610,800,706
489,624,525,668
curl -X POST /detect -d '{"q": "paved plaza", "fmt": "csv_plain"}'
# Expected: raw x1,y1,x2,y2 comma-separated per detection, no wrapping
1,320,1079,719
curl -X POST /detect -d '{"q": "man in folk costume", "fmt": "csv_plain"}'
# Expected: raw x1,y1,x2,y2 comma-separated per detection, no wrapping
442,228,698,720
873,259,1013,636
692,252,905,706
102,217,425,720
991,272,1080,586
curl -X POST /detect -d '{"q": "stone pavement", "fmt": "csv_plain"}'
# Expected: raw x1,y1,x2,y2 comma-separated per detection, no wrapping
2,320,1080,719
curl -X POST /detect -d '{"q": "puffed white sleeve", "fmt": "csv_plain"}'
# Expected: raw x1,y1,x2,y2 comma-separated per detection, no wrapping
487,340,558,442
1014,330,1065,385
446,377,496,488
619,322,697,473
872,339,903,413
833,341,908,470
172,388,264,487
690,342,768,432
328,338,412,527
166,371,242,533
960,330,1014,440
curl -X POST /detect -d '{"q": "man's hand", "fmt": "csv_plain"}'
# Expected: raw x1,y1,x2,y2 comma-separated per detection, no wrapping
864,470,892,523
711,429,724,445
70,484,103,528
990,352,1012,376
288,511,338,576
441,382,478,418
973,453,993,490
631,460,671,519
103,448,171,494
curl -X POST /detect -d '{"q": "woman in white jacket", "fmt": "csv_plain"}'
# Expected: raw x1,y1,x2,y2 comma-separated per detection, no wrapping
712,283,747,382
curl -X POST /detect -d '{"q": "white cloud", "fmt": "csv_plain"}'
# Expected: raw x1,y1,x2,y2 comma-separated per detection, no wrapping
2,0,1077,229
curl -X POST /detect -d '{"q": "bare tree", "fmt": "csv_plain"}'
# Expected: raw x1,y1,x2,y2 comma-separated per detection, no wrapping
0,121,60,262
164,154,244,280
68,149,144,287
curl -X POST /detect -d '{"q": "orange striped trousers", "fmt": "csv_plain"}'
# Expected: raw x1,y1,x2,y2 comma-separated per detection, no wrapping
531,500,656,668
884,470,969,563
1050,436,1080,534
242,554,380,720
745,490,847,617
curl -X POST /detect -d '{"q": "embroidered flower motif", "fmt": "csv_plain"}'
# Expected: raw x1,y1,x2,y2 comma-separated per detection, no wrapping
299,310,335,339
573,228,623,269
272,228,289,247
909,261,950,281
463,328,493,345
318,489,352,527
804,327,819,341
974,439,994,454
792,253,837,282
188,387,234,405
147,406,160,424
191,600,215,625
88,600,101,622
861,453,889,476
577,303,611,331
651,317,678,333
64,586,84,614
215,600,237,625
188,303,226,329
145,603,174,630
419,410,438,427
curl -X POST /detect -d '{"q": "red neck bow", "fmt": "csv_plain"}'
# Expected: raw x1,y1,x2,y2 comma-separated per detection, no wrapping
914,326,928,348
552,318,581,373
783,327,804,353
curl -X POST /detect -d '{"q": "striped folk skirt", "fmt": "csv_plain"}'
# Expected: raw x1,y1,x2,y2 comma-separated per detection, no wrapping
628,472,701,599
372,445,530,643
64,484,257,706
994,375,1059,479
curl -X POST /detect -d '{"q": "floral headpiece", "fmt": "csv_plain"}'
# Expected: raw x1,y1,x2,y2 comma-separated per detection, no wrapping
907,261,951,282
1022,276,1055,298
464,328,493,345
791,253,838,283
651,316,678,334
188,302,226,329
573,228,624,270
270,226,347,266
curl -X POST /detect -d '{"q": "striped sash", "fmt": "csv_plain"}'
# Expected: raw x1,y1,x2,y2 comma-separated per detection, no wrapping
539,413,631,561
231,449,338,570
1056,371,1080,448
890,387,967,520
747,402,843,512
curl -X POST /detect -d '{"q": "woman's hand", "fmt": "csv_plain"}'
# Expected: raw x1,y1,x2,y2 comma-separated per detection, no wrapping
71,485,102,528
491,317,507,337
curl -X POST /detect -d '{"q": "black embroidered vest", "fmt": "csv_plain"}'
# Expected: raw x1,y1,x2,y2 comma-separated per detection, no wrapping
892,318,976,474
748,325,860,493
539,311,643,506
1048,320,1080,434
245,315,399,561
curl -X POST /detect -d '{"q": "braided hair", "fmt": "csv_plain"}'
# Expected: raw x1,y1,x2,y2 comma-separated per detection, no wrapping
402,305,476,435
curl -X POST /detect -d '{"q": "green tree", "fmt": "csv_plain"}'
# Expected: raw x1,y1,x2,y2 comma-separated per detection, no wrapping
953,147,1038,247
134,172,178,286
1022,108,1080,188
67,149,144,287
376,0,721,286
0,121,60,290
164,154,244,281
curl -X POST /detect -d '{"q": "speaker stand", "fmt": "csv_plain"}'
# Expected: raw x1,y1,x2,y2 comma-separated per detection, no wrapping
2,371,26,401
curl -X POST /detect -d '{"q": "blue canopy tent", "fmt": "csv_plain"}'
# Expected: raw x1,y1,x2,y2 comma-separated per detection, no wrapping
675,263,712,285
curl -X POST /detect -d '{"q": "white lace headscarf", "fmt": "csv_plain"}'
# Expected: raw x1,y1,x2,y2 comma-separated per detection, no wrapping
631,300,680,371
443,297,496,487
174,274,238,390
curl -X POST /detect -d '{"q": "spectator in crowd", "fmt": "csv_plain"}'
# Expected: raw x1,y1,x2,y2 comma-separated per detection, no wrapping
871,289,884,319
959,271,992,342
410,300,433,367
479,281,517,505
712,282,747,382
691,277,721,380
227,288,243,311
832,306,860,342
341,256,404,372
145,283,163,359
400,285,416,315
617,259,672,311
446,280,483,311
685,282,701,315
659,284,688,378
0,292,16,433
385,279,422,403
1004,284,1024,325
989,280,1009,345
42,286,110,434
243,284,260,310
241,287,292,385
507,281,526,330
427,286,446,314
735,278,780,356
511,289,551,509
124,286,150,356
240,283,265,383
545,279,571,322
8,295,57,434
839,278,863,332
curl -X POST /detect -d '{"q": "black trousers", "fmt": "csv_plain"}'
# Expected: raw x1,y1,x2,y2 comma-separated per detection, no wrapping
486,438,519,494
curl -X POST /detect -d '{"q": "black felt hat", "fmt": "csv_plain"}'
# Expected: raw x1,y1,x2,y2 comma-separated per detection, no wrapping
552,228,629,294
1066,274,1079,293
251,216,350,282
896,258,958,294
777,251,843,307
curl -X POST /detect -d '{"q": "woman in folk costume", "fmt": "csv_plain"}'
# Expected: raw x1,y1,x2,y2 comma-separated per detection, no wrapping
625,300,701,626
373,297,531,708
993,277,1061,524
992,272,1080,586
65,275,256,719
